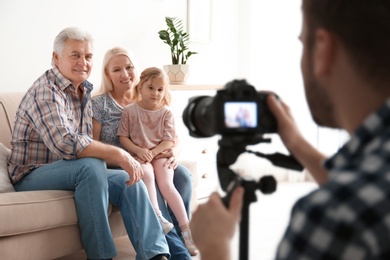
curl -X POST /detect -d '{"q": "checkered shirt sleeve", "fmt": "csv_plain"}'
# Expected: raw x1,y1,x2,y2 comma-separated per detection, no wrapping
276,99,390,259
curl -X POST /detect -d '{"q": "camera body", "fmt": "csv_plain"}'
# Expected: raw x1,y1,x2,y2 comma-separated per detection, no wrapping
183,79,277,138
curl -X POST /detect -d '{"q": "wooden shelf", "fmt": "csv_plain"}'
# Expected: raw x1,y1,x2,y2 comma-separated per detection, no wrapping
169,84,223,90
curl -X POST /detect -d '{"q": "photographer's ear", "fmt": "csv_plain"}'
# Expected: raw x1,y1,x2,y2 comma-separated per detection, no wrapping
313,29,336,78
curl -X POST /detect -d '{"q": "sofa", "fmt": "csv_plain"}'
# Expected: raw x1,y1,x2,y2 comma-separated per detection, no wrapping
0,92,198,260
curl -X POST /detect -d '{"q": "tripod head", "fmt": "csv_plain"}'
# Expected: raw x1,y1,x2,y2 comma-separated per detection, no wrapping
216,134,303,206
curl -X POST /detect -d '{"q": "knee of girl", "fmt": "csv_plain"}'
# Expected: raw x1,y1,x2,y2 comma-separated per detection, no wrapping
153,158,169,169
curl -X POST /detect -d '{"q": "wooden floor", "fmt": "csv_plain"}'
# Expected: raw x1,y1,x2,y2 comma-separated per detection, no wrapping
56,182,318,260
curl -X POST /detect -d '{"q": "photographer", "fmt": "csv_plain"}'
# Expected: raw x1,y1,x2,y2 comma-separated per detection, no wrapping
190,0,390,259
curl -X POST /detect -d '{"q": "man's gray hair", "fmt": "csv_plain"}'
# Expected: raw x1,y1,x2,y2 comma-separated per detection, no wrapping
51,27,93,66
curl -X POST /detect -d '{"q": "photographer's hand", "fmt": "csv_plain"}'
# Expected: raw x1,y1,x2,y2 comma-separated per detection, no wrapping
267,95,302,149
267,95,329,185
190,187,244,260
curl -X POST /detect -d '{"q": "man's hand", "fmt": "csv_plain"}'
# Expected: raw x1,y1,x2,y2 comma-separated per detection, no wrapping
267,95,303,151
78,141,145,186
267,95,328,184
190,187,244,260
118,150,144,186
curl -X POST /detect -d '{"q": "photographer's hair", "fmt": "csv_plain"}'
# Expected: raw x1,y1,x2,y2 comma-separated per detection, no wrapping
302,0,390,85
94,47,139,97
51,27,93,67
132,67,171,106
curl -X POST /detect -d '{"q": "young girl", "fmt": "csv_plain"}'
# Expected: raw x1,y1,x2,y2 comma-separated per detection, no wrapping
117,67,197,256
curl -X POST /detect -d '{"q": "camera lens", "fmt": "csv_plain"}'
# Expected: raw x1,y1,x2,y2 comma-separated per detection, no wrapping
182,96,217,138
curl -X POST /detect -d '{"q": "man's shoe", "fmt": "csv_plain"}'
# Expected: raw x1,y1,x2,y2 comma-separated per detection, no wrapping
149,254,168,260
86,259,112,260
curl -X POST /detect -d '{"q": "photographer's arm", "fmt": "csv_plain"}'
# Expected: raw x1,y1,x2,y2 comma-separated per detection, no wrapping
267,95,328,185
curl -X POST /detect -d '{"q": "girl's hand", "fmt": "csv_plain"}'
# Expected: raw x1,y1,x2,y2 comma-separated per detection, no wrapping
136,148,153,162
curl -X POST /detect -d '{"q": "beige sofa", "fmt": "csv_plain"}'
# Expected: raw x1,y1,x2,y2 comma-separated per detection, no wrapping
0,92,198,260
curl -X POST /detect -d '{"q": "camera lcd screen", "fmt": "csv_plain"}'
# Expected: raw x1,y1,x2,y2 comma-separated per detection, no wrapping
224,101,257,129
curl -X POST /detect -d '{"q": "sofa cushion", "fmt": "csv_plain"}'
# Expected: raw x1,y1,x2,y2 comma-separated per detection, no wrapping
0,142,14,193
0,190,77,236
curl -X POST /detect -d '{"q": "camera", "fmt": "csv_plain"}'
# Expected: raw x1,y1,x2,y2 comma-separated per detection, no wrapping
182,79,277,138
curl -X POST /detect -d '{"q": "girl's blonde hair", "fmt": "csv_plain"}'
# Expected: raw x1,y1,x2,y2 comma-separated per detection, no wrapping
131,67,171,106
93,47,139,96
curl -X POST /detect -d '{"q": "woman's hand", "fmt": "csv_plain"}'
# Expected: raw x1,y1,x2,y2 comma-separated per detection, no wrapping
154,149,178,169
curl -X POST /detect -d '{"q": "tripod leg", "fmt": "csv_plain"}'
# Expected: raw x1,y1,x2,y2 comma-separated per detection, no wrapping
239,199,250,260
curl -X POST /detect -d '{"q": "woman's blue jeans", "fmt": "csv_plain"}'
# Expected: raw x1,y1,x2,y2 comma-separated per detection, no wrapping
157,164,193,260
14,158,169,260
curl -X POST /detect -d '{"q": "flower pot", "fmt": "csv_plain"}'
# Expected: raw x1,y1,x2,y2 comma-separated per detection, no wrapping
163,64,190,85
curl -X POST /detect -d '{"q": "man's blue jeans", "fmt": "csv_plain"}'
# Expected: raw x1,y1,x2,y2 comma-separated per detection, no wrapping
157,164,193,260
14,158,169,260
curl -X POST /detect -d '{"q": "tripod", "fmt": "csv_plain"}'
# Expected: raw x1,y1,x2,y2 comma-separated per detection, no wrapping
217,135,302,260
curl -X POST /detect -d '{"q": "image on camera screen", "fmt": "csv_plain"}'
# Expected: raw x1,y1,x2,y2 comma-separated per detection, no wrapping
224,101,257,128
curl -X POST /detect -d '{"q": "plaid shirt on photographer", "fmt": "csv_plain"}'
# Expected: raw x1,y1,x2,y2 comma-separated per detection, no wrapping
276,98,390,259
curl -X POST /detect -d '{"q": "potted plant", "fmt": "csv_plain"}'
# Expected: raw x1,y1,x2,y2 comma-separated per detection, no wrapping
158,16,198,84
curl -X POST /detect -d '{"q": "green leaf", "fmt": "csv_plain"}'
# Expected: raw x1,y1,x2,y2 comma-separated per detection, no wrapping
158,16,198,64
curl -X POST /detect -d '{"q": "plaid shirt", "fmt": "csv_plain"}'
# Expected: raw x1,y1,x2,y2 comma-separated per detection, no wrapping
276,99,390,259
8,67,93,184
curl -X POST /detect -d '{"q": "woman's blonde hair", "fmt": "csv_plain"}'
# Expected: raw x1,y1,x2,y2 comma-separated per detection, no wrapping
131,67,171,106
93,47,139,96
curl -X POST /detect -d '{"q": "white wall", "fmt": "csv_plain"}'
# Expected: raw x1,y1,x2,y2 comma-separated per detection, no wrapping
0,0,239,92
0,0,345,159
234,0,318,154
249,0,316,140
